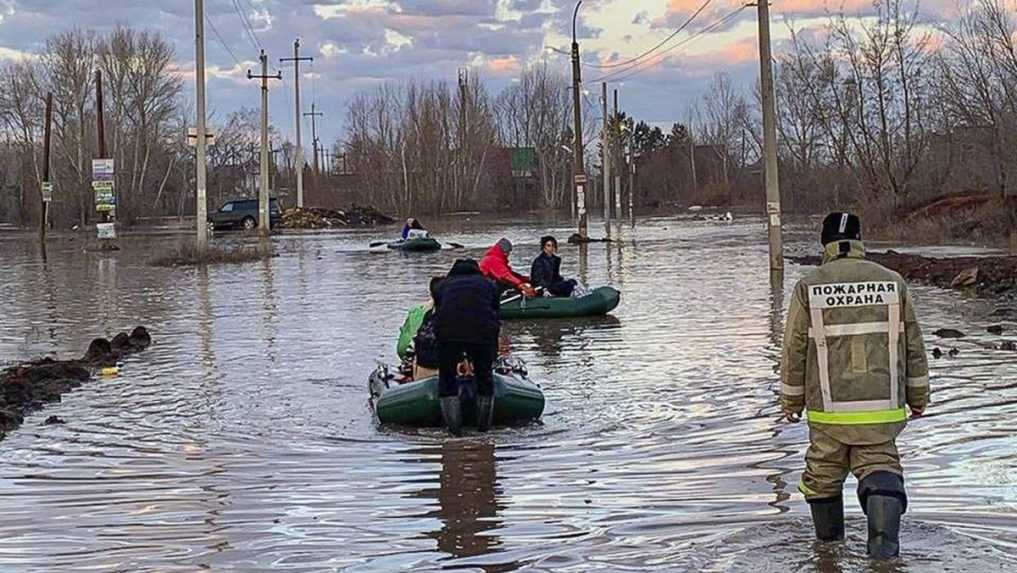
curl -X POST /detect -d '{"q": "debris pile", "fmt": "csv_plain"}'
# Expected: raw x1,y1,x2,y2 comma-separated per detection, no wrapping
788,250,1017,297
280,205,395,229
0,326,151,438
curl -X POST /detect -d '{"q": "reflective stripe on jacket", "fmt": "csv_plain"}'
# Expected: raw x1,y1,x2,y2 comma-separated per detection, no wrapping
781,240,930,444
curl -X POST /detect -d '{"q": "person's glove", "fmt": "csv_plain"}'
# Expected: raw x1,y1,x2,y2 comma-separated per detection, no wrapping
520,283,537,298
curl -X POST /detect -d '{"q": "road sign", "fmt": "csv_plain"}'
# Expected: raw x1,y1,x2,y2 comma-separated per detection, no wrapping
574,174,587,184
41,182,53,202
94,181,115,211
96,222,116,239
92,159,114,181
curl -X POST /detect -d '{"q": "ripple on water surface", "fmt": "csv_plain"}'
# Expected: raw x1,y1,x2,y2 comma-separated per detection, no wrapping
0,217,1014,572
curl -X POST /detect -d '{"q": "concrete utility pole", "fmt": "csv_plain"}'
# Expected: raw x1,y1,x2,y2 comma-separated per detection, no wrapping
247,50,282,236
602,82,611,232
195,0,208,253
613,88,622,216
40,92,52,244
304,103,323,178
757,0,784,270
280,39,313,209
571,1,588,238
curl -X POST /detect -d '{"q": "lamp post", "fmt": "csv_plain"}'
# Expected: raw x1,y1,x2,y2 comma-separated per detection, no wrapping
570,1,588,238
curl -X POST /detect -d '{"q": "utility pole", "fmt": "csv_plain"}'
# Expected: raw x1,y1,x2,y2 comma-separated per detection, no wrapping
571,1,587,238
280,39,312,209
95,70,117,250
757,0,784,271
304,103,323,178
613,88,622,216
627,139,635,219
40,92,52,244
195,0,208,253
247,49,282,236
601,82,611,233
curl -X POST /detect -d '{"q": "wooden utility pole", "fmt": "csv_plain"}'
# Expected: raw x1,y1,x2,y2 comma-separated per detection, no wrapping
95,70,117,249
280,39,313,209
195,0,209,253
40,92,53,243
247,49,282,236
627,139,635,219
757,0,784,270
613,88,622,216
571,1,587,237
303,102,323,178
602,82,611,233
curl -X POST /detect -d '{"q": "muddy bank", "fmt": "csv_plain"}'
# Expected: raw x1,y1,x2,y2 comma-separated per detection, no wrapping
279,205,395,229
0,326,151,439
788,250,1017,297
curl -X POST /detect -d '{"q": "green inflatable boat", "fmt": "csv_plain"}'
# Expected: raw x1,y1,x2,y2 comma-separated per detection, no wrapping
369,360,544,427
387,236,442,252
499,286,620,319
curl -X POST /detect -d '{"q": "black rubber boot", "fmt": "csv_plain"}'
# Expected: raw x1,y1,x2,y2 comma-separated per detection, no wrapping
439,397,462,436
476,395,495,432
807,496,845,541
866,495,903,559
858,471,907,560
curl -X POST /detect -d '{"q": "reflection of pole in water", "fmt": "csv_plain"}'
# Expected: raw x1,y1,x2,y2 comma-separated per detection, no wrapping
260,256,278,364
578,242,589,287
428,439,503,560
768,269,785,355
97,256,118,333
198,266,215,369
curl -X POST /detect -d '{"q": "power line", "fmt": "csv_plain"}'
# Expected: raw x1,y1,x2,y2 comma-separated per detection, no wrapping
205,13,241,68
582,0,714,70
231,0,262,52
592,5,750,84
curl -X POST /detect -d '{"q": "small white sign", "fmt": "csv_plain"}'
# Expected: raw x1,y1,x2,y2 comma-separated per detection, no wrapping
96,222,117,239
92,159,114,181
41,182,53,202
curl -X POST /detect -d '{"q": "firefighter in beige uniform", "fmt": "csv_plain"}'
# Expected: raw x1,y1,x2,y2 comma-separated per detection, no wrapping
781,213,930,559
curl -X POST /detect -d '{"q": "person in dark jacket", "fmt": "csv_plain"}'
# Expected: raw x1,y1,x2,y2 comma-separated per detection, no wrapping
433,258,501,433
530,236,577,297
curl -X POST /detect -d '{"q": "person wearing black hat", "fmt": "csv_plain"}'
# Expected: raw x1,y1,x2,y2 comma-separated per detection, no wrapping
433,258,501,434
780,212,930,559
530,236,577,297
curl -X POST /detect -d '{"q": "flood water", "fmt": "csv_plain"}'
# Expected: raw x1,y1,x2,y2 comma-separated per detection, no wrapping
0,214,1015,572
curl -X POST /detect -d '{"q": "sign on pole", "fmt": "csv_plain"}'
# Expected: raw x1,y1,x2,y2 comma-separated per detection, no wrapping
92,159,115,213
96,222,116,239
187,127,216,147
41,182,53,202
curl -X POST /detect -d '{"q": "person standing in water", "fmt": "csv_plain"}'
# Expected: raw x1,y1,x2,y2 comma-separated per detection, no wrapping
433,258,501,434
781,212,930,559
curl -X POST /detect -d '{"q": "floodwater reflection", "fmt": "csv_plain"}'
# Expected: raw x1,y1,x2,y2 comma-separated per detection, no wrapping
0,216,1014,571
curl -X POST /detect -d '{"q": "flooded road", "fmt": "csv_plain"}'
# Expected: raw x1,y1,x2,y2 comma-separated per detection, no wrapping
0,215,1014,572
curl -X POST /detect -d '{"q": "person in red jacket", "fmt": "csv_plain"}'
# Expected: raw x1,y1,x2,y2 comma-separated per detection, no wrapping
479,238,536,297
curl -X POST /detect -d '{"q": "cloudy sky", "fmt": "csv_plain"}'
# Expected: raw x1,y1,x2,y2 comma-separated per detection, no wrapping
0,0,958,146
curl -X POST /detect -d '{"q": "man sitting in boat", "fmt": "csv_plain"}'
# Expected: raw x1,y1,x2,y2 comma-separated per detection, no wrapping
401,218,427,240
530,235,578,297
396,276,443,380
479,238,536,298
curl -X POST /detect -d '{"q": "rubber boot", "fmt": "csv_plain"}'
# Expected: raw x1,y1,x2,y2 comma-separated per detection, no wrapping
807,496,845,541
476,395,495,432
439,397,462,436
866,495,902,559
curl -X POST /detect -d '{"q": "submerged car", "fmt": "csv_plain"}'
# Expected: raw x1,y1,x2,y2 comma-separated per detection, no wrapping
209,198,282,231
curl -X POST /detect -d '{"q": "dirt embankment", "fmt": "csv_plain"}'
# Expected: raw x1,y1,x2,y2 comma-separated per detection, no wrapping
788,251,1017,297
0,327,151,438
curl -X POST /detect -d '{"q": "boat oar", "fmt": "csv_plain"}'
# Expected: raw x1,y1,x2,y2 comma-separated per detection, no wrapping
369,241,388,248
442,241,465,250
